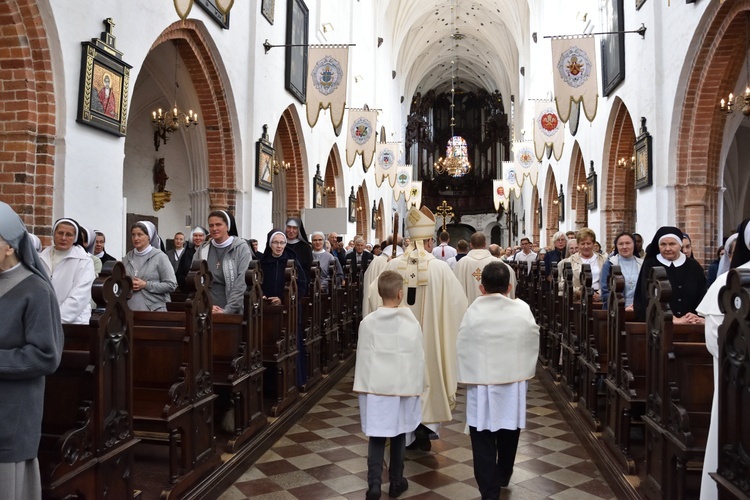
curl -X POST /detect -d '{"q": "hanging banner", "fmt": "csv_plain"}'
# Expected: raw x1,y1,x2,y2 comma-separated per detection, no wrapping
345,107,377,170
375,142,400,187
501,161,522,199
493,180,507,211
406,181,422,208
551,35,598,123
533,101,564,161
393,165,412,201
513,140,539,188
306,46,349,134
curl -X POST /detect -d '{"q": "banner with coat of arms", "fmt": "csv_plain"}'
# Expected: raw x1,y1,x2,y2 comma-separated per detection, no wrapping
393,165,413,201
533,101,564,161
512,141,540,187
306,46,349,134
500,161,522,201
346,107,378,170
374,142,401,187
551,36,598,123
493,180,507,211
406,181,422,208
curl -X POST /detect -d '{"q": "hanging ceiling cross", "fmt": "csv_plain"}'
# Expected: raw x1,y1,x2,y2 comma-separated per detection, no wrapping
436,200,454,232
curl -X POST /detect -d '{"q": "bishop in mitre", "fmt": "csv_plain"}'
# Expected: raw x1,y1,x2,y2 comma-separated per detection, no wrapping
371,206,468,450
457,262,539,498
453,231,516,304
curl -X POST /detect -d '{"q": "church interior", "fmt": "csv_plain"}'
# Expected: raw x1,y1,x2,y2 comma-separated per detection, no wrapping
1,0,750,498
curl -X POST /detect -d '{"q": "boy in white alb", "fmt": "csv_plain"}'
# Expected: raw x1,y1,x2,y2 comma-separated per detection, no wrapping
456,262,539,499
354,271,425,500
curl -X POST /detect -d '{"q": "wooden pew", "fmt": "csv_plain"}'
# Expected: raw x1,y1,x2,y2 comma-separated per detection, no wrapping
577,264,608,431
537,260,550,366
300,262,323,392
40,261,138,499
337,261,355,360
320,260,341,374
560,262,580,401
131,260,220,498
601,265,645,474
711,268,750,499
211,261,267,452
320,262,341,374
261,260,300,417
641,267,712,500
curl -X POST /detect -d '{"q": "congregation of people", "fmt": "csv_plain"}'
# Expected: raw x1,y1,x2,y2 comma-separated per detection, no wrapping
2,196,747,500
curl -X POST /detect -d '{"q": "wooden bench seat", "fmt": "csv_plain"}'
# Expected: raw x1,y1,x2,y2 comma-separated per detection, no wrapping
131,260,220,497
40,262,138,500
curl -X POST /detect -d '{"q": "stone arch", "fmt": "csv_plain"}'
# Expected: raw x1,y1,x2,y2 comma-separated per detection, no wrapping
544,165,560,241
0,0,57,237
324,144,343,208
568,142,587,229
153,21,237,212
674,1,750,262
356,183,369,239
602,97,637,247
275,105,307,218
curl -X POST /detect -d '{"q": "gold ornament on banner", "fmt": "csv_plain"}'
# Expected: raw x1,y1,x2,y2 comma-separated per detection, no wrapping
215,0,234,15
173,0,193,20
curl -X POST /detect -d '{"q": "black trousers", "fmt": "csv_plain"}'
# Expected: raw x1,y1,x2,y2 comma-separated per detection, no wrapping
367,434,406,488
469,426,521,500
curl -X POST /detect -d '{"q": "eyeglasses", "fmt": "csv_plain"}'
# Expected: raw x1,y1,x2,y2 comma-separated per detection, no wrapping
271,241,286,246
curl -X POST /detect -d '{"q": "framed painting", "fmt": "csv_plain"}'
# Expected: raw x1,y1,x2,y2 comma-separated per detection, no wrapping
635,0,647,10
285,0,308,104
601,0,625,97
635,118,653,189
313,165,324,208
77,19,132,137
256,141,274,191
261,0,275,24
586,161,598,211
348,188,357,222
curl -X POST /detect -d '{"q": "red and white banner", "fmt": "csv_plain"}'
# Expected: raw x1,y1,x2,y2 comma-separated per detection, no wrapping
533,101,564,161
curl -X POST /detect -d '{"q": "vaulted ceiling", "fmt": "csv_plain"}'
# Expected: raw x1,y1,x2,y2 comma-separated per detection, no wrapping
385,0,531,111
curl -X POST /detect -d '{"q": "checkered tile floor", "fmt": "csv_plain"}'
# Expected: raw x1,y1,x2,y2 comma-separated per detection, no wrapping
219,370,615,500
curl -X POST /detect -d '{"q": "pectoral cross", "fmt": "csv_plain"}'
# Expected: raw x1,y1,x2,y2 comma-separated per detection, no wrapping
436,200,454,232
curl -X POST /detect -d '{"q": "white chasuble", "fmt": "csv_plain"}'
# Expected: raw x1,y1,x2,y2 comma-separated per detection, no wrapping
453,249,516,304
457,293,539,385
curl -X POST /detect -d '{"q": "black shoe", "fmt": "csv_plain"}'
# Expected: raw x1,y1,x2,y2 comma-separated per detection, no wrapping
366,485,381,499
388,478,409,498
414,426,431,451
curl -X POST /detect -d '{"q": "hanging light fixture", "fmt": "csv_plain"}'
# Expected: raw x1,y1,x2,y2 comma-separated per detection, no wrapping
151,45,199,151
433,0,472,177
719,13,750,117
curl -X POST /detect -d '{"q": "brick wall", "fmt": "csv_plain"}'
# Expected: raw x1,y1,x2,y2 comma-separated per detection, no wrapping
153,22,236,212
0,0,56,240
675,2,750,264
602,99,636,249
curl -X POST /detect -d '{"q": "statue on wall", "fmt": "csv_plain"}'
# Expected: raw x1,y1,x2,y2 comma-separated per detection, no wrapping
152,158,171,211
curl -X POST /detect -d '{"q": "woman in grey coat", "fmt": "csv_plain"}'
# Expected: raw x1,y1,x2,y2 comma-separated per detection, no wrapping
193,210,251,314
0,201,64,499
122,221,177,311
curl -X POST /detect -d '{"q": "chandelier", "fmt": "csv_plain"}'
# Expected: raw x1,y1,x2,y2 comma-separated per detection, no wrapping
719,13,750,117
151,46,199,151
433,0,472,178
